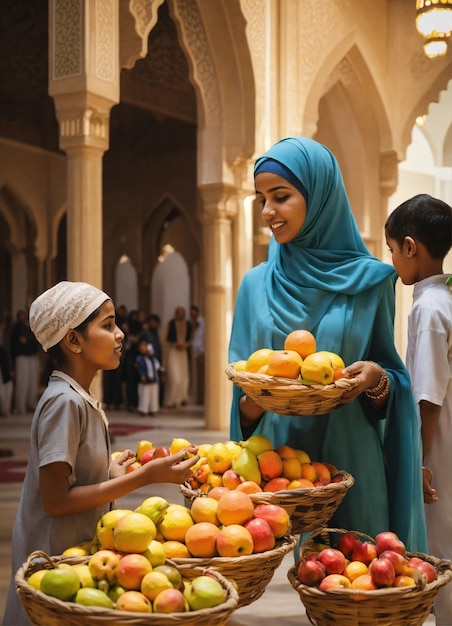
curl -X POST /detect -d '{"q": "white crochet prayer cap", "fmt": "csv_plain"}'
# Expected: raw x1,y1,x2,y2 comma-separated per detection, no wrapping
29,281,110,352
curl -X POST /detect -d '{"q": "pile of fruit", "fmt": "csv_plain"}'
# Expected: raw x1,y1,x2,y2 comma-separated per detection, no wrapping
295,530,438,593
186,433,342,493
233,329,346,384
27,504,231,613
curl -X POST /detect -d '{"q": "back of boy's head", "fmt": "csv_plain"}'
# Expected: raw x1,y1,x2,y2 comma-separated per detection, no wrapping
385,194,452,259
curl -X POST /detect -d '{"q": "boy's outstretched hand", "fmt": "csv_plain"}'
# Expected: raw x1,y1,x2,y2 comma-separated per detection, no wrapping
141,446,199,485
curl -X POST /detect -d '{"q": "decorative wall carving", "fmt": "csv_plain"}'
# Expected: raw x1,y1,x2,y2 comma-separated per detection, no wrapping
95,0,116,83
53,0,82,79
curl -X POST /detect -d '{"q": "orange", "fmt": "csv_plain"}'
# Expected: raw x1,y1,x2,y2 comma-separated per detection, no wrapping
287,478,315,489
245,348,274,373
160,540,191,558
344,561,369,582
216,490,255,526
190,496,219,525
267,350,303,379
301,463,318,483
185,522,221,557
284,330,316,359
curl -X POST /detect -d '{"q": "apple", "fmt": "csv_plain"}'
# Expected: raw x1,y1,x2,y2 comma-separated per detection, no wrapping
316,548,346,575
115,553,152,590
319,574,352,590
88,549,121,584
153,587,186,613
152,446,171,459
244,518,276,553
297,559,326,586
140,449,155,465
222,469,242,489
378,549,407,575
116,590,152,612
369,557,395,587
352,541,378,565
216,524,254,557
253,503,291,538
375,531,406,556
183,575,227,610
407,557,438,583
336,531,359,559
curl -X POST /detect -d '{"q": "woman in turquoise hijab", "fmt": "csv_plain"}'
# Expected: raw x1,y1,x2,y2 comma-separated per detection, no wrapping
229,137,427,552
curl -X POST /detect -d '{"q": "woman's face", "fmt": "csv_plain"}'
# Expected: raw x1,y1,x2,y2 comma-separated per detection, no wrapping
255,171,307,244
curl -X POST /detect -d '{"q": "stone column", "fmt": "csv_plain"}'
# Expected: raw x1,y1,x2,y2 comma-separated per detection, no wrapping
48,0,119,287
199,184,237,432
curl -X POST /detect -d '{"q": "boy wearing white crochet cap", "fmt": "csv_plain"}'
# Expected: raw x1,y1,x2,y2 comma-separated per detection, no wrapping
3,281,198,626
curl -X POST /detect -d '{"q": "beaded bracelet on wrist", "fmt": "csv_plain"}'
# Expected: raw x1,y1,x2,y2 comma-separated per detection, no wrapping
365,364,390,400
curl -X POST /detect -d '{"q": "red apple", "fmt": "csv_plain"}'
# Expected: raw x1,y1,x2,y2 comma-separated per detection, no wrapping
297,559,326,586
244,518,276,553
153,587,186,613
336,532,359,559
375,531,406,556
316,548,346,575
152,446,171,459
319,574,352,590
140,449,155,465
253,503,291,538
369,557,395,587
407,557,438,583
115,553,152,590
352,541,378,565
378,550,407,575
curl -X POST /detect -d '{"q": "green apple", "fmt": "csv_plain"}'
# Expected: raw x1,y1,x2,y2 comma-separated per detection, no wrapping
183,575,226,610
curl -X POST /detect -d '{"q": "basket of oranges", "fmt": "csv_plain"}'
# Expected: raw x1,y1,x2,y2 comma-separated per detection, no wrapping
226,331,360,417
287,527,452,626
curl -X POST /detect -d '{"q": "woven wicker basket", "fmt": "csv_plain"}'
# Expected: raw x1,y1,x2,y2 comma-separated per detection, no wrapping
170,535,297,608
287,528,452,626
16,551,239,626
225,363,360,416
180,471,354,536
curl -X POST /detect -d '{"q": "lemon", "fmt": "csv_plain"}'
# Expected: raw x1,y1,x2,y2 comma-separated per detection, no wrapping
159,507,194,542
27,569,47,590
234,359,247,371
136,440,154,462
245,348,274,373
301,352,334,385
169,437,192,455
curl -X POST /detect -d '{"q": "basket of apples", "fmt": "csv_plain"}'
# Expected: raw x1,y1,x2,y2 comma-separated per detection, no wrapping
16,546,239,626
180,434,355,536
226,330,359,416
287,527,452,626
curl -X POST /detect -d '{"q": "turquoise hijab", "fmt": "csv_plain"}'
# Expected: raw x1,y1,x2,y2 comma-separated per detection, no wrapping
229,137,427,552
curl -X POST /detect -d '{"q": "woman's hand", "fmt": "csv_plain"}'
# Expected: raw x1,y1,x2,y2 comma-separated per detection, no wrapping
109,449,136,478
239,395,264,428
339,360,387,405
